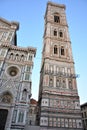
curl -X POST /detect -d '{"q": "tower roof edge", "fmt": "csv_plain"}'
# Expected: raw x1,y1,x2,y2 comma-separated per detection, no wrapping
47,1,66,9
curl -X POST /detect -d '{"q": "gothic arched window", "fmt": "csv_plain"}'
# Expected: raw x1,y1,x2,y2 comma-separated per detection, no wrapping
61,46,65,56
54,45,58,54
59,31,63,37
54,29,57,36
54,15,60,23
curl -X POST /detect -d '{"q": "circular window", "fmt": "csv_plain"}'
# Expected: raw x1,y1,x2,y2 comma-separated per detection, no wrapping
6,66,19,77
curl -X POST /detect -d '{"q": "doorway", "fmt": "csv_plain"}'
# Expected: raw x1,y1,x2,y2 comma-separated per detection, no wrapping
0,109,8,130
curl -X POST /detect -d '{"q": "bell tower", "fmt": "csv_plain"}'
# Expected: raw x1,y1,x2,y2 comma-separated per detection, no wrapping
38,2,83,130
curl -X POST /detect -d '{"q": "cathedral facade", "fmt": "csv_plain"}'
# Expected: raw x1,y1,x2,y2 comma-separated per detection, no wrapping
38,2,83,130
0,18,36,130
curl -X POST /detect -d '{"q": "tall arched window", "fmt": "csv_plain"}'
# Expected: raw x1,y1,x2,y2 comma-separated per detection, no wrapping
61,46,65,56
54,45,58,54
54,15,60,23
54,29,57,36
59,31,63,37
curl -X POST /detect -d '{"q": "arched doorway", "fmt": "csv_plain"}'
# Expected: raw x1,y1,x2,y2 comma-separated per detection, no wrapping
0,109,8,130
0,91,13,130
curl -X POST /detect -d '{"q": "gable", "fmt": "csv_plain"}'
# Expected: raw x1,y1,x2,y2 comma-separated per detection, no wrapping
0,18,11,29
0,17,19,30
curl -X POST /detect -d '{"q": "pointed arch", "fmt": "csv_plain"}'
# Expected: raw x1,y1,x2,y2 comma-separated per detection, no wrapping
54,13,60,23
54,29,57,36
61,46,65,56
59,30,63,37
54,45,58,54
1,91,13,103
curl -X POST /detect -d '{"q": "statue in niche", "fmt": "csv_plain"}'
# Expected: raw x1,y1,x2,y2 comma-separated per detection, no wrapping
56,79,60,87
62,80,66,88
10,53,14,60
15,54,19,61
22,89,27,100
21,55,24,61
49,78,53,87
69,80,72,89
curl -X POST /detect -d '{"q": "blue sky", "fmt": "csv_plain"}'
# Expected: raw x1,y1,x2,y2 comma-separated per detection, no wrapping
0,0,87,104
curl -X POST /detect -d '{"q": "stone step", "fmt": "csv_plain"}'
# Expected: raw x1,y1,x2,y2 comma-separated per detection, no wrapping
24,125,40,130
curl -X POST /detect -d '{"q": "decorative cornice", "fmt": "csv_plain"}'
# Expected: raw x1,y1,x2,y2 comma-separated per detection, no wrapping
0,43,36,56
5,59,33,66
0,17,19,30
47,1,66,9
